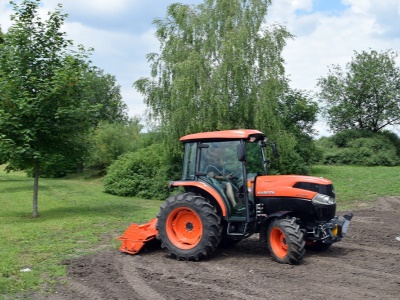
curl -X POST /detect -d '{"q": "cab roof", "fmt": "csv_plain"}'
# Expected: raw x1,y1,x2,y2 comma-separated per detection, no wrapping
179,129,265,142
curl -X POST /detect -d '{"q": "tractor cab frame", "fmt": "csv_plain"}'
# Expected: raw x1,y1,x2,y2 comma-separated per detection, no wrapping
174,130,269,237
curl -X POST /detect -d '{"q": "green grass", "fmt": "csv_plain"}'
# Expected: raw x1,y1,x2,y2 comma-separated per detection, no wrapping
1,165,400,298
311,165,400,209
0,168,161,297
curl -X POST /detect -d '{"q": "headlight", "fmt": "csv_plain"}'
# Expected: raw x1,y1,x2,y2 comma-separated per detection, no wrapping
312,193,336,205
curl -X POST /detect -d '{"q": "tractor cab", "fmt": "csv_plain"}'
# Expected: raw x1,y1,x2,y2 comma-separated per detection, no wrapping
178,130,270,228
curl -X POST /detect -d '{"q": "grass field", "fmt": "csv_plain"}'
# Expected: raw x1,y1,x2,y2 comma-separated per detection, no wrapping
1,165,400,297
0,168,161,296
311,165,400,208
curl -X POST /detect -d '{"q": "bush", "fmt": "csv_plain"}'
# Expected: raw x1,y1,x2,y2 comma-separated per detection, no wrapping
381,130,400,157
103,143,172,199
317,130,400,166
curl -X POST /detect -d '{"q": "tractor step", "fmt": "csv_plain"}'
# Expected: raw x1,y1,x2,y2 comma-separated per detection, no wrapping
117,218,158,254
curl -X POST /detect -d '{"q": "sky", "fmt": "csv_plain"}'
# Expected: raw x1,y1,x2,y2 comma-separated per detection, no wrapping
1,0,400,137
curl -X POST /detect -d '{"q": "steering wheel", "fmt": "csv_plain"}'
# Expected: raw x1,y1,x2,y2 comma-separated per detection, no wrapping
205,165,242,191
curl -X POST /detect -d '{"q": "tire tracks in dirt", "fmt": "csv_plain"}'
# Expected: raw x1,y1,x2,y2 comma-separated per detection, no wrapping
120,255,165,300
61,280,105,300
336,243,400,255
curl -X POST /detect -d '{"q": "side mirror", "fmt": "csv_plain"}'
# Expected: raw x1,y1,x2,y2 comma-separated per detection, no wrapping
237,143,246,162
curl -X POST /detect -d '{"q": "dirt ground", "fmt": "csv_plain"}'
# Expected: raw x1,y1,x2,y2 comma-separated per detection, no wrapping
38,197,400,300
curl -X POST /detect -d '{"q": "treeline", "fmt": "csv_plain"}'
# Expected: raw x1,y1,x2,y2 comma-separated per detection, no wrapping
316,130,400,167
1,1,400,211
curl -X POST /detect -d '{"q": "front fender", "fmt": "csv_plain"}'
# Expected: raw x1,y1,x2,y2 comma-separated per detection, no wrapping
259,211,292,244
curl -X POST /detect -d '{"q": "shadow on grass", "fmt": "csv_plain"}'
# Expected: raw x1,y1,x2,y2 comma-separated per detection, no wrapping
19,202,153,222
0,178,33,182
1,185,51,194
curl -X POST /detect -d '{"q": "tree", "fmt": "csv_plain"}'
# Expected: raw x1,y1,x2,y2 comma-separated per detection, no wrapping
134,0,316,174
0,26,4,44
277,89,321,165
79,68,128,126
85,118,143,175
318,49,400,133
0,0,96,217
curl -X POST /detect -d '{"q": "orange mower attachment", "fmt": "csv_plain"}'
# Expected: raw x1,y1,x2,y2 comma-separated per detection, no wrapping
117,218,158,254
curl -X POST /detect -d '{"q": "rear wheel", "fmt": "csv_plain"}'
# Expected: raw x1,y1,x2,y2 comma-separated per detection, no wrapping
267,218,305,265
157,193,222,261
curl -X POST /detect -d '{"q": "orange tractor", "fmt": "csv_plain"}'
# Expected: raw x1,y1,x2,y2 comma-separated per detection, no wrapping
118,129,352,264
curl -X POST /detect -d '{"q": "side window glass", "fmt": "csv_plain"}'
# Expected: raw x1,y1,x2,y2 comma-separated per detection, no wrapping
182,143,196,180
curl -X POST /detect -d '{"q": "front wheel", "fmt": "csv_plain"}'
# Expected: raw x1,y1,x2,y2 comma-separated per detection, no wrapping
267,218,305,265
156,193,222,261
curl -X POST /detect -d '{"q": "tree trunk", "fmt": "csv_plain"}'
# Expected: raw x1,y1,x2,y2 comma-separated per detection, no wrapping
33,162,39,218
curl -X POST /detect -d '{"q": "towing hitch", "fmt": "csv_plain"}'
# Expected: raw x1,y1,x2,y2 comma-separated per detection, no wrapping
324,212,353,243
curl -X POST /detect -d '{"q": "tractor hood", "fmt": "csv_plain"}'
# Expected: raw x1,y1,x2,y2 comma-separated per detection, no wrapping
254,175,334,201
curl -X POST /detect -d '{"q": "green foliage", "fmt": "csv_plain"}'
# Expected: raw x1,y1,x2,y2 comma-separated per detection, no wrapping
381,130,400,157
0,0,99,216
318,49,400,133
0,1,128,180
85,119,143,175
134,0,318,175
316,130,400,166
78,67,128,125
27,153,80,178
0,26,4,44
0,0,94,171
277,89,322,169
103,143,172,199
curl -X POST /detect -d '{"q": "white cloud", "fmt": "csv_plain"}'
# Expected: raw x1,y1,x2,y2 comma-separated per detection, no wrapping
0,3,13,30
267,0,400,136
62,21,159,119
269,0,400,88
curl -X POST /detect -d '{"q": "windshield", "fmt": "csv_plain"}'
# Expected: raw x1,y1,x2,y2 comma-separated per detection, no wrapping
199,141,241,176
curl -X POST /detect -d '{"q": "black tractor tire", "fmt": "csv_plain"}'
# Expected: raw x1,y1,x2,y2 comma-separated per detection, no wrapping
267,218,305,265
156,192,222,261
305,240,333,251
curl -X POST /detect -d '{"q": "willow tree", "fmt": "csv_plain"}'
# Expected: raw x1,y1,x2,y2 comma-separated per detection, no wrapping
135,0,313,173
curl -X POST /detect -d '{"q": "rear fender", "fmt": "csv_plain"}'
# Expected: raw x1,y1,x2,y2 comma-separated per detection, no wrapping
169,181,228,217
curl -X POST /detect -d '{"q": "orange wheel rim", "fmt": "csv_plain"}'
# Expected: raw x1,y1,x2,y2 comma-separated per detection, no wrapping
166,207,203,250
270,227,288,258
